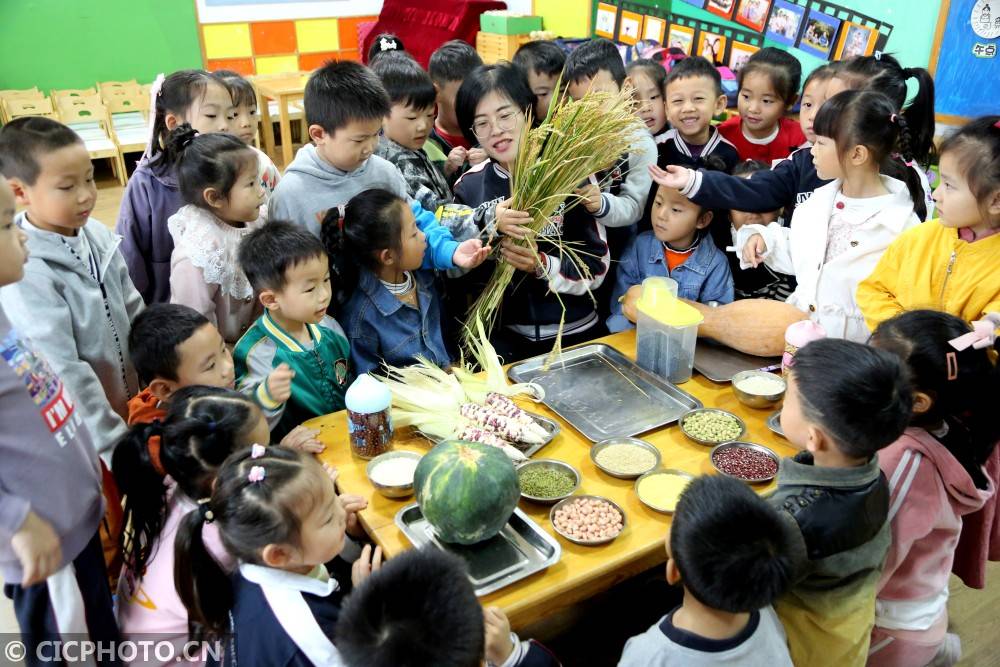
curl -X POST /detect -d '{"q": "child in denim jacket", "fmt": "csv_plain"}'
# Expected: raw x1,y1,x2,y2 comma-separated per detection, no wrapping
608,183,733,332
323,189,450,375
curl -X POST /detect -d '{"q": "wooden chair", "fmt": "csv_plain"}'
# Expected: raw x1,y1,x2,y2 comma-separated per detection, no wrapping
106,94,150,165
98,80,140,99
58,102,127,186
2,96,57,122
51,87,98,100
0,88,45,122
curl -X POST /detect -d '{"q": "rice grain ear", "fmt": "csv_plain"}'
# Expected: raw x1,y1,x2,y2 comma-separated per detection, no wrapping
462,83,644,359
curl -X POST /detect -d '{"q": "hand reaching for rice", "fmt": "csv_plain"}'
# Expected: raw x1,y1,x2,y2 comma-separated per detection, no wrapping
495,198,533,240
649,164,693,190
452,238,490,269
574,183,603,213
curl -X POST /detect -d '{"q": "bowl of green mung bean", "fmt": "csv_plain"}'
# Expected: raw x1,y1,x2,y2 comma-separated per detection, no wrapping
517,459,581,504
679,408,746,446
590,438,661,479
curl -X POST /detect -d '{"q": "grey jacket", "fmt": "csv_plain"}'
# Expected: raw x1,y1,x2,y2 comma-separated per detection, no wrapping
594,129,657,228
0,214,144,456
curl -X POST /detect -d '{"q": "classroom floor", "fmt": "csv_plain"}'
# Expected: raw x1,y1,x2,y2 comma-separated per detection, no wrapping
2,161,999,667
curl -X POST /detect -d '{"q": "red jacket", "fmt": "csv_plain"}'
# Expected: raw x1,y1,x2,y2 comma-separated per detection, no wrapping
718,116,806,164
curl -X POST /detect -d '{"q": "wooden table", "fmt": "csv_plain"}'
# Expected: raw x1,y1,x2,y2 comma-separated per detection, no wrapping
308,330,796,630
256,75,309,167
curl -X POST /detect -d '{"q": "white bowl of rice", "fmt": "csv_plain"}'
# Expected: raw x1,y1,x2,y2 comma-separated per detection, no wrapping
731,371,787,409
366,451,422,498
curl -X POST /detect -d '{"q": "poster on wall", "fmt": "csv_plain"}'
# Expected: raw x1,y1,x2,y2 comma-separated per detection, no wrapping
734,0,772,32
643,15,668,43
619,10,644,45
798,8,841,59
765,0,805,46
667,23,696,54
697,30,728,64
834,21,877,59
595,2,619,39
678,0,707,7
705,0,737,20
728,40,760,71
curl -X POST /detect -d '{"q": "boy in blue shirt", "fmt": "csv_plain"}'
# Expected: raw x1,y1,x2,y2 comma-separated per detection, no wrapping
608,183,733,332
268,60,487,274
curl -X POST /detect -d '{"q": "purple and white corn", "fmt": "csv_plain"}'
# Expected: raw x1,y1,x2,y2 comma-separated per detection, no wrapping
460,403,546,445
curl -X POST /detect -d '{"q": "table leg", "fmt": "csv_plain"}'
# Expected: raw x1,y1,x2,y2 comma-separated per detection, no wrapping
260,93,276,162
279,94,293,168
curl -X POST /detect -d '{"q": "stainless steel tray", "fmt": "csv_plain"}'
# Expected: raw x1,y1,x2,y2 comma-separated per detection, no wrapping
395,503,561,596
507,344,703,442
767,410,785,438
416,409,560,458
694,338,782,383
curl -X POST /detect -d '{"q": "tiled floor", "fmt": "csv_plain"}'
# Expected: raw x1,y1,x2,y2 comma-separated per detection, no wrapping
3,163,1000,666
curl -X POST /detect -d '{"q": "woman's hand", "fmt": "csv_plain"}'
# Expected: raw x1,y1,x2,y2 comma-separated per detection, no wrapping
501,238,543,274
495,198,533,239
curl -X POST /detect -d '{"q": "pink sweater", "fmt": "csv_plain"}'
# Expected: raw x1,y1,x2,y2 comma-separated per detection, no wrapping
875,428,994,632
117,483,234,665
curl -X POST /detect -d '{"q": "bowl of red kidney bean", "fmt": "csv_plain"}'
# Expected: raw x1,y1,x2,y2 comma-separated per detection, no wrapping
710,441,780,483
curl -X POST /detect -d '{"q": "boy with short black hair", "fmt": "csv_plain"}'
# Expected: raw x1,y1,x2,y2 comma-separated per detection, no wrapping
0,174,120,665
336,547,560,667
427,39,487,178
512,40,566,122
372,53,454,211
620,474,796,665
0,116,143,457
563,37,656,233
774,338,914,666
235,221,350,440
268,60,485,272
660,56,740,173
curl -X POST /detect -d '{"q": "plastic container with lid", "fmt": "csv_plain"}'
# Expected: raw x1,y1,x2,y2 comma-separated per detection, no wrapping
345,373,394,459
635,277,703,384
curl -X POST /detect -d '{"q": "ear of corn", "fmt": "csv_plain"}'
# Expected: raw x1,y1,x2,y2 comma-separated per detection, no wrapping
462,82,645,361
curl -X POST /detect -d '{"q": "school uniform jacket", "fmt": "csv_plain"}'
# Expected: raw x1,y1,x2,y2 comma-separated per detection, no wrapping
680,147,936,221
655,127,740,173
209,564,345,667
857,222,1000,333
453,160,610,340
735,176,919,342
234,311,350,439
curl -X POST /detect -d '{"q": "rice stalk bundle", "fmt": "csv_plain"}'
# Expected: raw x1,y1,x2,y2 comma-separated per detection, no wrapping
462,84,644,360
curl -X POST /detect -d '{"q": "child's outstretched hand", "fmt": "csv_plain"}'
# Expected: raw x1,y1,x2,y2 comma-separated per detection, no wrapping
12,511,62,587
340,493,369,539
445,146,468,176
742,234,768,268
483,606,515,666
468,148,488,165
495,198,533,239
279,425,324,453
649,164,693,190
452,238,490,269
266,363,294,404
574,183,603,214
351,544,383,586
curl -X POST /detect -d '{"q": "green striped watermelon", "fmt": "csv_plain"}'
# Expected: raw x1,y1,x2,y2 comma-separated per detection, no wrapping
414,440,520,544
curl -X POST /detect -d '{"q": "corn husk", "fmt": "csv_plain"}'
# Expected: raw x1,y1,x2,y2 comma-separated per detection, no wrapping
462,84,644,361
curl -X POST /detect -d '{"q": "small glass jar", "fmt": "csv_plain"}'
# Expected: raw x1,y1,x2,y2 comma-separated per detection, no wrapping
345,374,394,459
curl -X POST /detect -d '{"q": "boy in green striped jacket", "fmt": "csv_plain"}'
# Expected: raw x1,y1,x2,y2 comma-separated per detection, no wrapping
234,221,350,440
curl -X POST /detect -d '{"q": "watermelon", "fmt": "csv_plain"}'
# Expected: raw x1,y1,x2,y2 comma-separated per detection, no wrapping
414,440,520,544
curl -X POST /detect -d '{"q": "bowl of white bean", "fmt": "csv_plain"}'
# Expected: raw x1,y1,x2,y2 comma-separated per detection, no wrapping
590,438,661,479
366,451,422,498
549,495,626,546
731,371,787,409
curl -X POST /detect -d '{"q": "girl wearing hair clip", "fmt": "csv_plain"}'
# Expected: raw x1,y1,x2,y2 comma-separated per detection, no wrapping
175,446,382,666
165,124,268,345
112,386,368,663
869,310,1000,666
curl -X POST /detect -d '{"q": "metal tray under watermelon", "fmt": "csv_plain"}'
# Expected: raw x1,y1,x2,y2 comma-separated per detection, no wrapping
395,504,561,597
